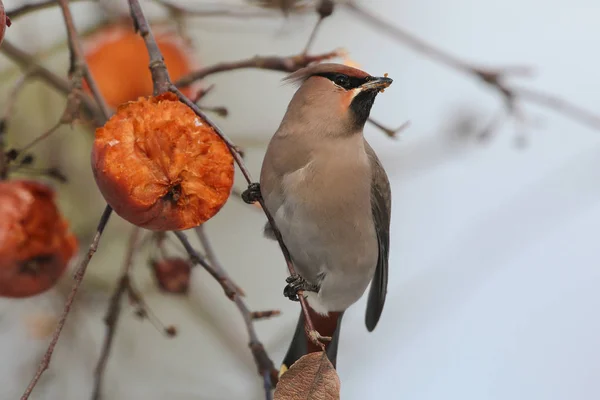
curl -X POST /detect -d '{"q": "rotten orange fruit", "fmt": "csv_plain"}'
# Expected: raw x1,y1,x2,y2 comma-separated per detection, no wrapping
0,180,78,298
151,258,191,294
92,93,234,231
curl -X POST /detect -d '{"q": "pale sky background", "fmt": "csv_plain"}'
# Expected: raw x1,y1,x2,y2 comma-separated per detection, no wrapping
1,0,600,399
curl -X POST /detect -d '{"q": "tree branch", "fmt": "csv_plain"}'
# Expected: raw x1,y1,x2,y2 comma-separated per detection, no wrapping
173,230,278,397
58,0,111,119
20,205,113,400
174,50,342,89
7,0,88,20
0,71,31,179
195,226,246,297
0,40,105,125
91,227,141,400
151,0,309,19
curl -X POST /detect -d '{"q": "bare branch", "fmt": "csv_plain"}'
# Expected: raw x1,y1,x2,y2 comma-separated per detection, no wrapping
367,118,410,138
7,0,88,20
172,230,278,394
58,0,112,119
13,119,63,156
302,0,334,55
251,310,282,320
151,0,310,18
514,85,600,131
20,205,113,400
92,227,142,400
0,40,105,125
195,226,246,297
174,50,341,89
0,72,31,179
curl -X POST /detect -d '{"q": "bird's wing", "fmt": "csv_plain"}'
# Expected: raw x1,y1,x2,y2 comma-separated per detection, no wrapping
364,141,392,332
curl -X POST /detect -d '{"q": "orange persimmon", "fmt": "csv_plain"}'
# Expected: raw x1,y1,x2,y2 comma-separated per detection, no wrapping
83,23,199,109
0,180,78,298
91,93,234,231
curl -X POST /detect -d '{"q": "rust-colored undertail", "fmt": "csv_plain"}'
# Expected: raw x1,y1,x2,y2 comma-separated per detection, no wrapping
279,306,344,376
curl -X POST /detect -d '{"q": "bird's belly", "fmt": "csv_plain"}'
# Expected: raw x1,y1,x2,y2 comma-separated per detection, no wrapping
273,196,377,286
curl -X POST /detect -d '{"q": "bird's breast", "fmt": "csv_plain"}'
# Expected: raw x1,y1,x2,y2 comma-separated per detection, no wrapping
273,148,377,280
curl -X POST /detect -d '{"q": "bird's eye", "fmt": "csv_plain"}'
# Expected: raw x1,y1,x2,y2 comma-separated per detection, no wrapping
334,74,350,88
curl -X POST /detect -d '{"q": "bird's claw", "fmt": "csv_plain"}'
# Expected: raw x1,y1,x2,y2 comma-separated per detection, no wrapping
241,182,261,204
307,329,332,347
283,274,317,301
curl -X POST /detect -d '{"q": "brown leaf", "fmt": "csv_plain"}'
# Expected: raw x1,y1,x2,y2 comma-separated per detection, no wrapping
274,352,340,400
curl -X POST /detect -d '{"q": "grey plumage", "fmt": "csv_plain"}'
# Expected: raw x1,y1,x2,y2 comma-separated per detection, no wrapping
364,141,391,331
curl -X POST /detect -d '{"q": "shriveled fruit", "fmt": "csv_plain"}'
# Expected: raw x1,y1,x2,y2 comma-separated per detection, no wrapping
92,93,234,231
0,180,78,298
151,258,191,294
0,0,12,47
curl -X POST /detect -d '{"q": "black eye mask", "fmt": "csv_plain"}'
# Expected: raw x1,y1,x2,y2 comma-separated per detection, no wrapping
313,72,373,90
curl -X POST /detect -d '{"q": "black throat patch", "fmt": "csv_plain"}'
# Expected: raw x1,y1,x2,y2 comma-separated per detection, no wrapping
313,72,380,129
349,90,379,129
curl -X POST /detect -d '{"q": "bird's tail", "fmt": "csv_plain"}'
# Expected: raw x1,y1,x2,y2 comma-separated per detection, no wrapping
279,306,344,376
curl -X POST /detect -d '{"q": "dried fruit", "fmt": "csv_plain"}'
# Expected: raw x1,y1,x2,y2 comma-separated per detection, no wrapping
151,258,191,294
83,23,200,109
92,93,234,231
0,0,11,47
0,180,78,298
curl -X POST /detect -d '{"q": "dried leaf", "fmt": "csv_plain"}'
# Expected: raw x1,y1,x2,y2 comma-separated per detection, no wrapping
274,352,340,400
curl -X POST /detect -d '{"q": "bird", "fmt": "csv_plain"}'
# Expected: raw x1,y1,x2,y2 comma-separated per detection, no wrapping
245,62,392,374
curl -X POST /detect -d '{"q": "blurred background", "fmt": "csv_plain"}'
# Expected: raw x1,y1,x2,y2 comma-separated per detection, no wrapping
1,0,600,399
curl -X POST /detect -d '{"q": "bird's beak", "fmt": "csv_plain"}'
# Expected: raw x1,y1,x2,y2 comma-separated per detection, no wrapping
360,76,393,92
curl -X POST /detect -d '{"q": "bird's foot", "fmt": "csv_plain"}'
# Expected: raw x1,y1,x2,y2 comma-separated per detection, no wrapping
307,329,332,347
241,182,261,204
283,274,318,301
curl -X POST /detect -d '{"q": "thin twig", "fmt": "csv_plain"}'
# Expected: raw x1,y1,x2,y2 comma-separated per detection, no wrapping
7,0,88,20
173,231,238,300
20,205,113,400
58,0,112,119
127,283,175,337
174,50,341,89
195,225,246,297
514,85,600,130
173,231,278,394
0,72,31,179
251,310,281,320
367,118,411,138
92,227,141,400
17,119,64,155
198,105,229,118
151,0,308,19
0,40,105,125
345,1,600,133
302,0,334,55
